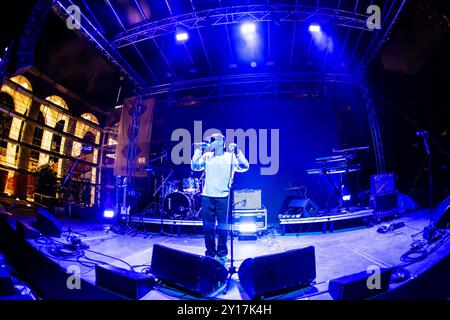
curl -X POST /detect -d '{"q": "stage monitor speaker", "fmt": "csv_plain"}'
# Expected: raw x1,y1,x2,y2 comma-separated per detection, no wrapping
432,196,450,229
287,198,319,217
370,173,396,195
150,244,228,297
16,220,41,239
238,246,316,299
328,268,392,300
34,208,62,237
0,268,15,296
95,264,156,299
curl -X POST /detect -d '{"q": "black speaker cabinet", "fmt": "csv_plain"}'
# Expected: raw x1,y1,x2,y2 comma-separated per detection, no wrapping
371,192,398,220
0,268,15,296
329,268,392,300
287,198,319,218
432,196,450,229
150,244,228,297
238,246,316,299
16,220,41,239
95,264,156,299
34,208,61,237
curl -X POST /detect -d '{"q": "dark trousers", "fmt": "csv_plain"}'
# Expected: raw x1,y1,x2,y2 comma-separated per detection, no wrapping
201,196,230,258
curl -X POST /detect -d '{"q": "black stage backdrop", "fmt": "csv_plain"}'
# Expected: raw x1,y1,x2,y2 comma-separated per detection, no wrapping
153,85,372,224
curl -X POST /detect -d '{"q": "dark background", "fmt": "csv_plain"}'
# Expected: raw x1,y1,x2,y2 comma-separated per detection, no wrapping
153,83,372,223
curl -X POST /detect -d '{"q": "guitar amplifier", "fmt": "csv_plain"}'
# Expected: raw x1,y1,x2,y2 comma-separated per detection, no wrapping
233,189,262,210
370,173,396,195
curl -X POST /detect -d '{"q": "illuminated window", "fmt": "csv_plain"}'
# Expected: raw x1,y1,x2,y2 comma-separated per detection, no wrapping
46,96,69,110
80,113,99,125
138,157,146,164
1,75,32,114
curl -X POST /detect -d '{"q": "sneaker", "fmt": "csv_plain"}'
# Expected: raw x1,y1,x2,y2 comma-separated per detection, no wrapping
216,256,227,265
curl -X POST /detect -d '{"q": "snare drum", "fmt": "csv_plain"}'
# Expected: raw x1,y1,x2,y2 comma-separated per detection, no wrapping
183,177,199,193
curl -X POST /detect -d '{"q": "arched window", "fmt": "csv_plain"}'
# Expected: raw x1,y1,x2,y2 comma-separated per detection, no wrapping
45,95,69,110
80,113,99,125
1,75,32,114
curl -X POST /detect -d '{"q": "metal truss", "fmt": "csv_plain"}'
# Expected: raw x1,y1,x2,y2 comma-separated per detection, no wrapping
114,4,371,48
142,72,355,101
16,0,54,72
53,0,148,91
360,84,386,173
358,0,408,71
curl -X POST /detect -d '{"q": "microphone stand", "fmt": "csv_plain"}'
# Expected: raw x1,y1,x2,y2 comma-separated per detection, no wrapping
61,152,86,237
419,132,435,242
223,148,237,295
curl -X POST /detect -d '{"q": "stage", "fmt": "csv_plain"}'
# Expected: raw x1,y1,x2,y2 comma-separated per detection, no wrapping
1,206,448,300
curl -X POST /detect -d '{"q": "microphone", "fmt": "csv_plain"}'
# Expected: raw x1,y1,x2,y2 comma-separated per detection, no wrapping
192,142,210,149
80,146,92,151
416,130,428,136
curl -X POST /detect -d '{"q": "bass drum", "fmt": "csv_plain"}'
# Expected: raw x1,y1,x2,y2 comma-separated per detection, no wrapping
163,192,201,220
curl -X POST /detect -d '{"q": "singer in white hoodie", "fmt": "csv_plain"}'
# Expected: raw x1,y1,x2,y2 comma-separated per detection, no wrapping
191,133,249,264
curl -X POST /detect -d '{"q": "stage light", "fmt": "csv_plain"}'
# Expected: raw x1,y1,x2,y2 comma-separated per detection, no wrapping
309,24,321,33
342,195,351,201
239,223,257,233
240,22,256,35
250,61,257,68
103,209,115,218
175,31,189,42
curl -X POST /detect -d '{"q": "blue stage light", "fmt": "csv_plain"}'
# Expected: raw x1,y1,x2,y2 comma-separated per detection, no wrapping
175,31,189,42
309,24,321,33
103,209,115,218
342,195,352,201
250,61,257,68
240,22,256,35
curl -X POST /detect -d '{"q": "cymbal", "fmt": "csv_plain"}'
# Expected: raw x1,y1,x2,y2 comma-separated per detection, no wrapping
145,165,170,173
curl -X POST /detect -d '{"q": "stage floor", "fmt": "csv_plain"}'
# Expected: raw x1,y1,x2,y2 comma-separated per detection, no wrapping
40,208,448,300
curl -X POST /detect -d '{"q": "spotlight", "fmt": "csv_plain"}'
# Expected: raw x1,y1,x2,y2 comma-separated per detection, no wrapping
239,223,257,233
175,31,189,42
342,195,352,201
103,209,115,218
309,24,321,33
240,22,256,35
250,61,257,68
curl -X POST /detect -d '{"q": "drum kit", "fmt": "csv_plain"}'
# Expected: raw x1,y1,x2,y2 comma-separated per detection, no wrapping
147,161,203,220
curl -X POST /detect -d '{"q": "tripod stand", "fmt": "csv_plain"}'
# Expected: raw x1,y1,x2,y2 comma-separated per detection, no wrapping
61,150,87,237
418,131,438,243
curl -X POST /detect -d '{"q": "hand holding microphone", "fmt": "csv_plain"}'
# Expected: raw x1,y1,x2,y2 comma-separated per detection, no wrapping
228,143,239,155
193,142,210,151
